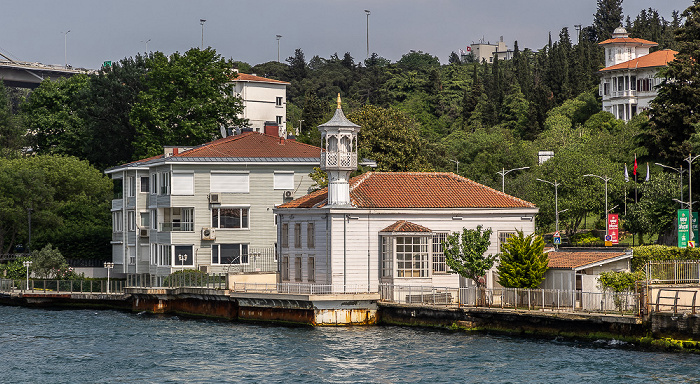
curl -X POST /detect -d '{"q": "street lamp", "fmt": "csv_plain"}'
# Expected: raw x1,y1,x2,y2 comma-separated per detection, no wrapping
449,159,460,174
297,119,304,136
23,260,32,291
583,174,611,237
536,178,561,233
656,162,685,205
685,153,700,241
27,208,32,253
62,30,71,67
364,10,371,59
141,38,151,53
178,253,188,268
200,19,206,49
497,166,530,193
276,35,282,62
104,262,114,294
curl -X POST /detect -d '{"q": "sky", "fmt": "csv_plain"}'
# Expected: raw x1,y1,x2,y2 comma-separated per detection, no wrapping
0,0,693,70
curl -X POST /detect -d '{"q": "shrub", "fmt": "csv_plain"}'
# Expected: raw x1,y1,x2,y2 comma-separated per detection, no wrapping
631,245,700,271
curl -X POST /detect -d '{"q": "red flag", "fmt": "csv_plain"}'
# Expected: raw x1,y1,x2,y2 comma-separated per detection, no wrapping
633,158,638,176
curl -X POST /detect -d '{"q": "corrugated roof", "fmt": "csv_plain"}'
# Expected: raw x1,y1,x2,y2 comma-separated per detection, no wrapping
547,251,630,269
598,37,658,46
279,172,536,209
380,220,432,233
232,73,290,85
600,49,677,72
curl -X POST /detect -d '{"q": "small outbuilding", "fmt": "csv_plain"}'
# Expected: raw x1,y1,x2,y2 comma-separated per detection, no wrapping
541,249,633,293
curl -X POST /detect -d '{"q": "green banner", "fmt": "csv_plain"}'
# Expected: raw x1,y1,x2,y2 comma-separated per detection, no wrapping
693,212,699,243
679,209,690,248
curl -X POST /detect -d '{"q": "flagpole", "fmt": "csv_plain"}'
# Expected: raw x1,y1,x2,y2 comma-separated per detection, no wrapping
635,154,638,203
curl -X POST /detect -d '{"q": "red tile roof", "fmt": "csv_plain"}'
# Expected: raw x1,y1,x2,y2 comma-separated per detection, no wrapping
547,251,630,269
600,49,677,72
279,172,536,209
232,73,290,85
170,132,320,159
380,220,432,233
598,37,658,46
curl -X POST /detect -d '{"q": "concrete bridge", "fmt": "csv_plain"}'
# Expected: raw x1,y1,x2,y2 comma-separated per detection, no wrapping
0,60,93,89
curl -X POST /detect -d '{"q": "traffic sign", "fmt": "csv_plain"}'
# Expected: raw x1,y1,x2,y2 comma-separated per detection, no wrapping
605,235,612,242
554,231,560,237
553,237,561,245
689,241,696,248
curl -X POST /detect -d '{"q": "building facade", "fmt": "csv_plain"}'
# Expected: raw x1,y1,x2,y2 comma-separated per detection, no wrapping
105,132,320,281
466,37,513,63
598,27,677,121
231,73,290,136
274,97,538,292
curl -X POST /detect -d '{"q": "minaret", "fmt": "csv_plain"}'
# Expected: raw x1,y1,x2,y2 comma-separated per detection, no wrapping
318,94,360,206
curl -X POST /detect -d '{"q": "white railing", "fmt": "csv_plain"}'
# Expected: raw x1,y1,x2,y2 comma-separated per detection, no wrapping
231,282,371,295
646,260,700,284
321,152,357,169
379,284,640,314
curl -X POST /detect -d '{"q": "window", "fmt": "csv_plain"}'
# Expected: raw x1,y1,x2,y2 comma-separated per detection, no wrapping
295,256,302,281
112,211,123,232
307,223,315,249
276,96,283,106
212,244,249,265
396,236,429,278
294,223,302,248
151,209,158,230
281,256,290,281
276,116,283,125
128,177,136,197
127,211,136,231
498,231,516,251
129,248,136,265
140,212,150,228
308,256,315,282
150,174,158,195
274,172,295,190
159,244,171,266
210,172,249,193
140,176,149,193
630,76,636,91
150,244,158,265
432,233,449,274
171,173,194,195
159,172,170,195
113,178,123,199
173,245,193,266
381,236,392,278
281,223,289,248
212,208,249,229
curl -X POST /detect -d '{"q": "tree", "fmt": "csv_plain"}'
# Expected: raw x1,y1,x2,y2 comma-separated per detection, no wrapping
497,230,548,288
31,244,68,279
129,48,245,158
624,172,679,244
443,225,497,289
0,82,24,158
593,0,624,42
286,48,308,81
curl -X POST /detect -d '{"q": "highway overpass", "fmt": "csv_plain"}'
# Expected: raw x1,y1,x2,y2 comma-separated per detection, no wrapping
0,60,93,89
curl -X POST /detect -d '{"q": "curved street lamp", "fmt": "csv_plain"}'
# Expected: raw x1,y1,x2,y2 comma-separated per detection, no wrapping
656,162,685,205
583,174,611,237
497,166,529,193
536,178,561,233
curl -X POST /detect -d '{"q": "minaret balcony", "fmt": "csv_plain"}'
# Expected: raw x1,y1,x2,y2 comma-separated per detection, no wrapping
321,152,357,170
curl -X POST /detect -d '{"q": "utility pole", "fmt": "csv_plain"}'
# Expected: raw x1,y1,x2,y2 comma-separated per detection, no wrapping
365,10,371,59
276,35,282,62
62,30,71,67
200,19,206,49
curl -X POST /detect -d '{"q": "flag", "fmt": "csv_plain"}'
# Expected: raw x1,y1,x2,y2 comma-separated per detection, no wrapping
624,163,629,182
466,46,472,52
459,48,465,56
646,162,650,182
633,157,638,176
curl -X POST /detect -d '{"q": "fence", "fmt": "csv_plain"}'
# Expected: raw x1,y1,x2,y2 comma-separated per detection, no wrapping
231,282,371,295
379,284,639,314
127,273,227,290
646,260,700,285
225,247,277,274
0,278,125,294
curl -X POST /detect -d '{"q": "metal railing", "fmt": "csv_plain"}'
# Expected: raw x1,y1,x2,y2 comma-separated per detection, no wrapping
646,260,700,284
231,282,371,295
0,278,125,294
159,222,194,232
379,284,640,314
225,247,277,274
127,273,227,289
321,152,357,169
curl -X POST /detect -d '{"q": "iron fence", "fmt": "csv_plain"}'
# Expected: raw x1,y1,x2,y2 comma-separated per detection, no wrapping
0,278,124,294
646,260,700,284
127,273,227,289
225,247,277,274
379,284,639,314
231,282,371,294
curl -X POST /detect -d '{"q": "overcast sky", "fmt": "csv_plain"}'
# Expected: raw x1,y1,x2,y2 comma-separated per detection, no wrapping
0,0,692,70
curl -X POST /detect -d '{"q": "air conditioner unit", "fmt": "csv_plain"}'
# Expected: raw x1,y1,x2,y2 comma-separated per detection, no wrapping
209,193,221,204
283,190,294,199
139,228,149,237
201,227,216,241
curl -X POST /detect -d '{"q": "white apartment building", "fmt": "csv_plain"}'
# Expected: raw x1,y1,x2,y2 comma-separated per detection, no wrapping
231,73,290,136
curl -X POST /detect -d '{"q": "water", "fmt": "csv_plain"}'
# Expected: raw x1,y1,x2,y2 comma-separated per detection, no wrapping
1,306,699,383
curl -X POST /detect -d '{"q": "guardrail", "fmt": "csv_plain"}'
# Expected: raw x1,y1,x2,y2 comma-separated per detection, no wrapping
231,282,371,294
646,260,700,284
0,278,124,294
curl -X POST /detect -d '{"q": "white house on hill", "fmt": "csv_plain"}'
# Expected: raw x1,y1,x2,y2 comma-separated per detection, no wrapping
230,73,290,136
598,27,677,121
274,96,538,292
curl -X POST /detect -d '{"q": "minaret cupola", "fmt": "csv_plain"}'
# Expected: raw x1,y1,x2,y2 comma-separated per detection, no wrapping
317,94,361,207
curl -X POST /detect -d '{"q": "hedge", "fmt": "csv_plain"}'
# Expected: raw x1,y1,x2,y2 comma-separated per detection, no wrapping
631,245,700,271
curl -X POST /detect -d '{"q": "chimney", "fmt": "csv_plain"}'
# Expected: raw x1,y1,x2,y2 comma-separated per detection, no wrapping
173,148,179,156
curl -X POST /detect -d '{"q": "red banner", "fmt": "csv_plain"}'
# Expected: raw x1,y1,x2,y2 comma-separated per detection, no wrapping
608,213,619,244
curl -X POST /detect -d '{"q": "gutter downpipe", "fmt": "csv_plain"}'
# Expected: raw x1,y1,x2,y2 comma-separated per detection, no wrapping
343,213,347,292
326,212,331,284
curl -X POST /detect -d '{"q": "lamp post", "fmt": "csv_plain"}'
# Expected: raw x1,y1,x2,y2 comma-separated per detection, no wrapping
298,119,303,136
449,159,460,175
142,38,151,53
104,262,114,294
23,260,32,291
200,19,206,49
276,35,282,62
62,30,71,67
656,162,685,205
27,208,32,253
497,166,530,193
536,178,561,233
178,253,188,268
583,174,611,237
686,153,700,241
364,10,371,59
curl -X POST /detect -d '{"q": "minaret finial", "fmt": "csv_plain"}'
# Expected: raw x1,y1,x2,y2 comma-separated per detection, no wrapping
337,93,342,109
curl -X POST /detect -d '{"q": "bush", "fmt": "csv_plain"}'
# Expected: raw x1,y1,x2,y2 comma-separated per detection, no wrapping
631,245,700,271
0,256,32,279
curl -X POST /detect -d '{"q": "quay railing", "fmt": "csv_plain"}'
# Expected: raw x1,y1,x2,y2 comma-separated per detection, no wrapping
379,284,640,315
0,278,125,294
231,282,371,295
646,260,700,285
225,247,277,274
127,273,227,290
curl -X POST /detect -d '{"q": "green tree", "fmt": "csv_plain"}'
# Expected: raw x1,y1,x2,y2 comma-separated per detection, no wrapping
624,172,679,244
443,225,497,289
0,82,24,158
129,48,245,158
497,230,548,288
31,243,67,279
593,0,624,42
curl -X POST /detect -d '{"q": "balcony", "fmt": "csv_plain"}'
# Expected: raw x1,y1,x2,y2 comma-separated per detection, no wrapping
321,152,357,170
112,199,123,210
159,222,194,232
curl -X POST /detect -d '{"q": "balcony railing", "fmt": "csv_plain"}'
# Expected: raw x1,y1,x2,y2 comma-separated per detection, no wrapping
159,222,194,232
321,152,357,169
